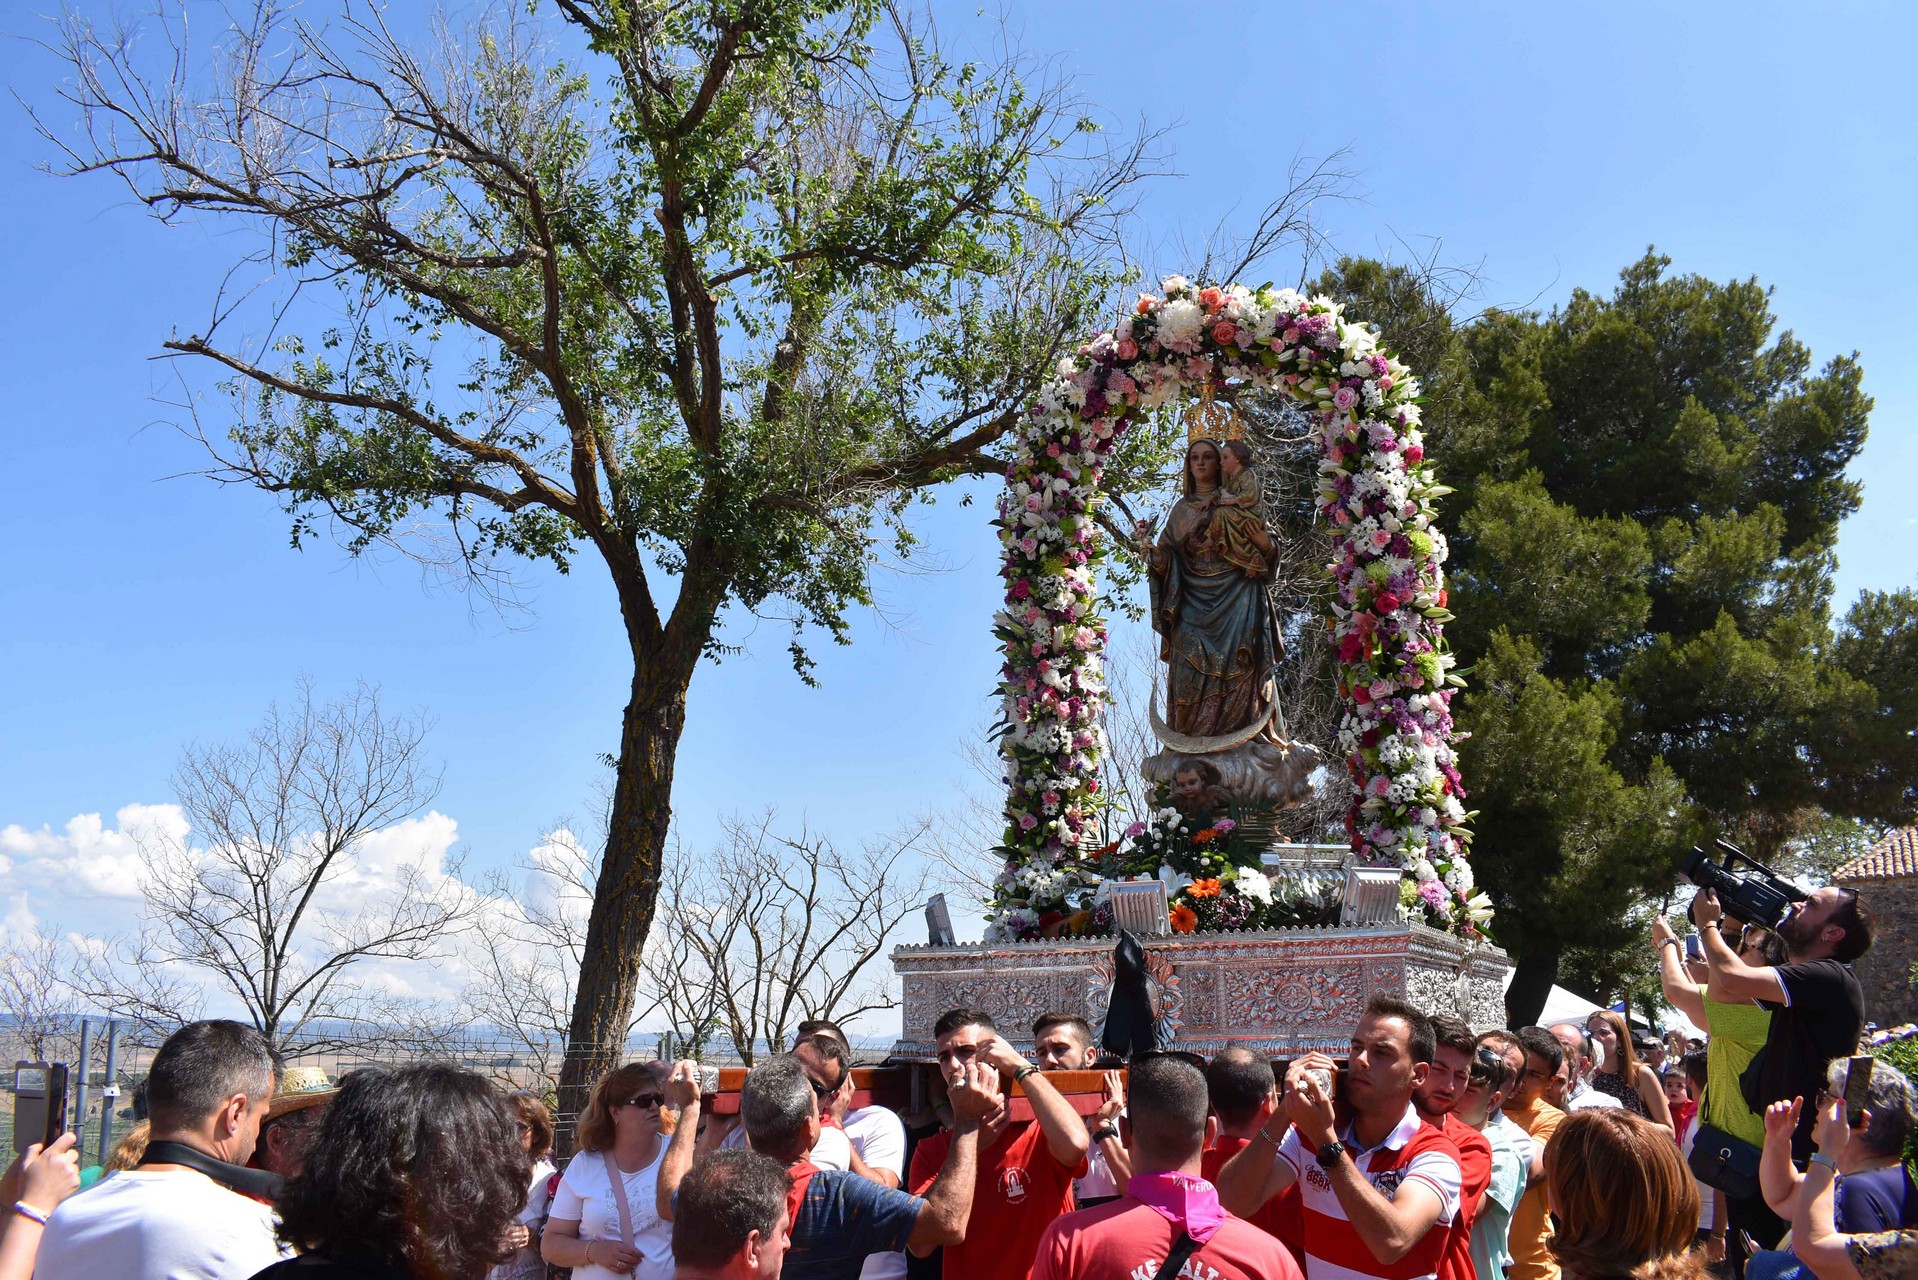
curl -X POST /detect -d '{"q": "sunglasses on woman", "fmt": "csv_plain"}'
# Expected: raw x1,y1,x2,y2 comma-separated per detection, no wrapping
616,1093,663,1110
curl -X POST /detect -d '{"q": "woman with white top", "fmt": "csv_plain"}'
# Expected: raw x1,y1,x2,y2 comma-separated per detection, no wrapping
490,1093,558,1280
542,1064,674,1280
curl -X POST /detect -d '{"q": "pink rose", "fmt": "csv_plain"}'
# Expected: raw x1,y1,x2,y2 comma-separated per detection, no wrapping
1333,386,1358,411
1371,529,1392,548
1019,814,1039,831
1116,338,1139,360
1404,443,1424,463
1019,536,1038,555
1375,591,1402,614
1046,442,1062,458
1200,286,1225,311
1211,321,1238,345
1283,327,1301,344
1012,580,1031,599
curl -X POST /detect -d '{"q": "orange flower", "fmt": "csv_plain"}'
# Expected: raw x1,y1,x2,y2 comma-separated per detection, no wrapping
1187,878,1222,899
1170,903,1198,933
1192,827,1220,844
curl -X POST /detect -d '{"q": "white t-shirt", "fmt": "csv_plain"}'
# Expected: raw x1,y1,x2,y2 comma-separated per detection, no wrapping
550,1147,674,1280
488,1157,557,1280
719,1117,855,1169
1564,1080,1623,1111
34,1168,289,1280
844,1105,910,1280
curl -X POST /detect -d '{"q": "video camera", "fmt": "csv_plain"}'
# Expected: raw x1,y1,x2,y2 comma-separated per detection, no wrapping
1680,838,1807,930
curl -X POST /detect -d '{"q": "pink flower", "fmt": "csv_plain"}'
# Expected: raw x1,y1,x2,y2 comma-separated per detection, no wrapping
1019,536,1038,555
1042,790,1060,807
1019,814,1039,831
1199,286,1224,311
1371,529,1392,548
1136,295,1157,315
1012,580,1031,599
1282,327,1301,344
1211,321,1238,345
1213,818,1237,833
1333,386,1358,411
1375,591,1402,614
1124,820,1146,838
1116,338,1139,360
1404,444,1424,463
1046,443,1062,458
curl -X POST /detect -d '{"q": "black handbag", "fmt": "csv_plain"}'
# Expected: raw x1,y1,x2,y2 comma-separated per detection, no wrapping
1687,1122,1762,1201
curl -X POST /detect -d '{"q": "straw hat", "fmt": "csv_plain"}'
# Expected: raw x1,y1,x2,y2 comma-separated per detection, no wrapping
266,1065,338,1120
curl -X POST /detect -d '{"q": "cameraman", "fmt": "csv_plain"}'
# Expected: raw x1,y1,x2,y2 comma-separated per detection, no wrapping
1694,886,1872,1167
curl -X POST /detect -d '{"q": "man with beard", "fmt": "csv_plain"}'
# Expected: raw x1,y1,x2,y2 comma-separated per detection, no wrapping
1412,1018,1492,1280
1215,995,1462,1280
1696,885,1872,1164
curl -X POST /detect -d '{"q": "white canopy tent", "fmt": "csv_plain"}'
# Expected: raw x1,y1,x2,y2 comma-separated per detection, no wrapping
1500,969,1708,1041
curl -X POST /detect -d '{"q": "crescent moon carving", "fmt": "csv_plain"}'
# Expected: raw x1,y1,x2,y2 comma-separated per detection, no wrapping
1148,688,1275,755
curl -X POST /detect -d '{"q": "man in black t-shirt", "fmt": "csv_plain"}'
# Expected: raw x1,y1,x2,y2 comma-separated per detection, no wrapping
1697,884,1873,1164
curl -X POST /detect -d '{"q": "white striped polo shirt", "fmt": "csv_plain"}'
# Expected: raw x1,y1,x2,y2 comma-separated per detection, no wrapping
1275,1102,1462,1280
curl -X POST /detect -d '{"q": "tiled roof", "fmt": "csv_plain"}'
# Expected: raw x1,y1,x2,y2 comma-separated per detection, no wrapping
1834,826,1918,881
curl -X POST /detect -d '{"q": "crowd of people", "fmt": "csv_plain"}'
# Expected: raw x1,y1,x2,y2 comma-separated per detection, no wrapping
0,885,1906,1280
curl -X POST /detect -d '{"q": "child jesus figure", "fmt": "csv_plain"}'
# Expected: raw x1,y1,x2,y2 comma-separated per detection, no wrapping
1207,440,1275,578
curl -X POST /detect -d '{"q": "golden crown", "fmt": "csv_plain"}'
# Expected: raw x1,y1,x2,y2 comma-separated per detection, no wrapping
1183,382,1246,443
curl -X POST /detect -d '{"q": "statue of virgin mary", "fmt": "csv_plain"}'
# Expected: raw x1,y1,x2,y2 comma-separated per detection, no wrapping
1133,430,1319,808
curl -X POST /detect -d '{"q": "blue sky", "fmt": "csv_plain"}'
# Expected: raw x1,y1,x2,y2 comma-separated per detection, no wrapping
2,2,1914,1005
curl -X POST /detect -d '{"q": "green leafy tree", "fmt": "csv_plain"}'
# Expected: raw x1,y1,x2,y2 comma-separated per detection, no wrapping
1323,251,1911,1021
42,0,1153,1128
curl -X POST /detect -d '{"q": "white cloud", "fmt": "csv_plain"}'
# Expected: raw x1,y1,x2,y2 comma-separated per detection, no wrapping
0,803,184,900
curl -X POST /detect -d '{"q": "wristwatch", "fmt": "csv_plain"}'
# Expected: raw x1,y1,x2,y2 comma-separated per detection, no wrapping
1091,1125,1121,1145
1316,1140,1348,1169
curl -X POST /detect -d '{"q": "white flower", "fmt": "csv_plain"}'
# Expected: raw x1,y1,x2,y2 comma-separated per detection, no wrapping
1412,858,1439,883
1159,864,1193,897
1161,274,1191,295
1156,299,1205,351
1235,867,1274,904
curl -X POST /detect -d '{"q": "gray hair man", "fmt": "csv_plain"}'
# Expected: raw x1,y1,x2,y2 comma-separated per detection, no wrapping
659,1054,999,1280
36,1019,286,1280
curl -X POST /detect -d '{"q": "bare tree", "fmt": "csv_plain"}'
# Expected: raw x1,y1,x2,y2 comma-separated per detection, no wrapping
0,932,77,1063
658,814,936,1063
462,825,670,1085
70,679,485,1055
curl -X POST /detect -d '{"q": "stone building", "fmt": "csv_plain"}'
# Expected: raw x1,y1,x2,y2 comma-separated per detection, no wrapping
1834,825,1918,1029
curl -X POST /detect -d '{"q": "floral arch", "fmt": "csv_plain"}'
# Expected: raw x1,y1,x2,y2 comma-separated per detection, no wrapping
991,276,1489,941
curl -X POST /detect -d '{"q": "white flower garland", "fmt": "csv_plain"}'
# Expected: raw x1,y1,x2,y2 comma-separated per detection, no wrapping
990,278,1489,940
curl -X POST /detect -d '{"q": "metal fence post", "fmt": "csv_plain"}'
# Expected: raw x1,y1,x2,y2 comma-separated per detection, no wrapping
98,1021,121,1161
74,1018,94,1160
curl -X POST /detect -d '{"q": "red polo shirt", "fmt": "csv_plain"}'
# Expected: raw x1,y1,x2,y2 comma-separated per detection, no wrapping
909,1119,1085,1280
1430,1113,1490,1280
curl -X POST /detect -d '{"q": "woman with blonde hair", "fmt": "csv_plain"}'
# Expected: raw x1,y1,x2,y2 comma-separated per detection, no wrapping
1586,1009,1676,1131
541,1063,673,1280
1547,1109,1711,1280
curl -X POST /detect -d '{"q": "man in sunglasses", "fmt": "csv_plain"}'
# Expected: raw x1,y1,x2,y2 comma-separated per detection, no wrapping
1412,1017,1493,1280
906,1008,1092,1280
1453,1043,1527,1280
658,1056,1000,1280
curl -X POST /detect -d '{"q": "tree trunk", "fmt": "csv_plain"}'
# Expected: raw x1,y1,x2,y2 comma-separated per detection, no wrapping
554,651,692,1149
1504,948,1559,1029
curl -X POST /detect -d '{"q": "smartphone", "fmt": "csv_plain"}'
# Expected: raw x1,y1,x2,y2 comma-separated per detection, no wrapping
1684,933,1705,963
1844,1054,1876,1126
11,1064,67,1154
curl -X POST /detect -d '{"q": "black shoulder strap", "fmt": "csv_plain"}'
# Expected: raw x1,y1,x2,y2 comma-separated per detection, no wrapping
1153,1231,1201,1280
139,1139,285,1200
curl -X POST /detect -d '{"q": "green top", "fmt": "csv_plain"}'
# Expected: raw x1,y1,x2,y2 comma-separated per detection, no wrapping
1703,992,1771,1146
